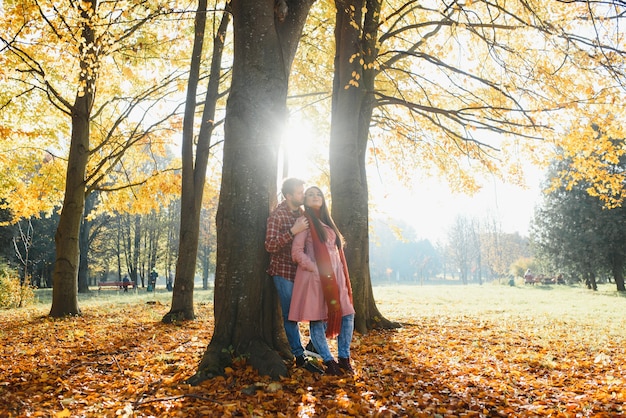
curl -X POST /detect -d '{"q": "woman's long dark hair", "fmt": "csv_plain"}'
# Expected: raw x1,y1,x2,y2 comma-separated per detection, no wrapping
304,187,344,249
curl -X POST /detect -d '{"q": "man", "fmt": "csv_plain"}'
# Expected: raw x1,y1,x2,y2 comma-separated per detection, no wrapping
122,275,131,292
149,269,158,291
265,178,322,374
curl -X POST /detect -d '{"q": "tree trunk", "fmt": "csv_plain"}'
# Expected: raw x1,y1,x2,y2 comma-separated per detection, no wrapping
78,191,97,293
330,0,398,333
585,270,598,291
188,0,314,384
49,0,97,317
116,219,123,280
130,215,141,285
163,0,230,322
164,200,179,286
610,252,626,292
199,205,214,290
147,211,160,276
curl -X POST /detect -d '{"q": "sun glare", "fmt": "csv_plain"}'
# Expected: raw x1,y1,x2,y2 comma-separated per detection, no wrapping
279,117,325,182
278,117,541,241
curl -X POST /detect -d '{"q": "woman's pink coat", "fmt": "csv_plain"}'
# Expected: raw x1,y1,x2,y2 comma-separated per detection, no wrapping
288,222,355,322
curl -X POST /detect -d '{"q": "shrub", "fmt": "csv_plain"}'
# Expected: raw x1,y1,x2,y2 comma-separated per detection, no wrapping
0,266,35,308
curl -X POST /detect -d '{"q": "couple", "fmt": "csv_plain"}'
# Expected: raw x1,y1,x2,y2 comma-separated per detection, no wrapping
265,178,355,376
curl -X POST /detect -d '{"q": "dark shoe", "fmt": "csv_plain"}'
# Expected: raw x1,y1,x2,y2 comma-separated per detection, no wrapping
304,340,322,359
305,340,318,354
295,355,324,374
324,359,343,376
338,357,354,375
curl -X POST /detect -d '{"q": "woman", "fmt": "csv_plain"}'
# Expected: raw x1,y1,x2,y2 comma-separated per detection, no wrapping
289,186,355,376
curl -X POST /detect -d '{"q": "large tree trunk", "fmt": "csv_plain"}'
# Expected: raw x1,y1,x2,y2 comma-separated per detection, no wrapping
49,0,97,317
188,0,313,383
330,0,398,333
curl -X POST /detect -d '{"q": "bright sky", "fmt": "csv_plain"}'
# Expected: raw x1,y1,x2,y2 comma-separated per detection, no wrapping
281,117,544,242
369,171,543,242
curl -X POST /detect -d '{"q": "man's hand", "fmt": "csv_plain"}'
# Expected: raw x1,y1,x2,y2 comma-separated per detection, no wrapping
291,216,309,235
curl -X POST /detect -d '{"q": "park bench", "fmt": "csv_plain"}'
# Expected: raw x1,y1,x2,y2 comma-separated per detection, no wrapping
524,275,539,285
98,281,133,291
524,274,564,285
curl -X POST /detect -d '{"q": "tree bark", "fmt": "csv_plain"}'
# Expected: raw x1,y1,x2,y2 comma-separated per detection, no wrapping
132,215,141,284
609,252,626,292
78,191,97,293
188,0,314,383
49,0,97,317
164,0,210,321
163,1,230,323
330,0,399,333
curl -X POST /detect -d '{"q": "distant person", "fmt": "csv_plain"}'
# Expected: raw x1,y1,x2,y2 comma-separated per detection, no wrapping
122,275,131,292
166,276,173,291
524,269,534,285
149,269,158,291
265,178,322,374
289,186,355,376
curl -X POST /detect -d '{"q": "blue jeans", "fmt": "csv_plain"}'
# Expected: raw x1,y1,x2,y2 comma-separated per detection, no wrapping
273,276,304,358
309,314,354,362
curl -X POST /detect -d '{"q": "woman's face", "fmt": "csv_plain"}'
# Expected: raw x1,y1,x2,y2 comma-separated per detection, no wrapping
304,188,324,210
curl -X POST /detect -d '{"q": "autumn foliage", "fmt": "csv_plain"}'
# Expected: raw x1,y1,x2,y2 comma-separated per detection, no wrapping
1,285,624,417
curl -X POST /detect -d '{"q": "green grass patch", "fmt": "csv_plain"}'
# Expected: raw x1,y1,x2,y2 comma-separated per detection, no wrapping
373,282,626,352
32,286,215,310
373,282,625,321
29,282,624,335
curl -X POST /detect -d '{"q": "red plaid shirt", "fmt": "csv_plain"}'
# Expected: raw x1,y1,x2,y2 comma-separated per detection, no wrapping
265,200,302,280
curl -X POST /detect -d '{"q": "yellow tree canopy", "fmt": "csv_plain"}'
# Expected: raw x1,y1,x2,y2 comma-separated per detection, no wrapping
0,0,199,222
288,0,626,206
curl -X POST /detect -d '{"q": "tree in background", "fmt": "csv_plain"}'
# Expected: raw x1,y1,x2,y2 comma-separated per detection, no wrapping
1,1,189,316
532,147,626,292
163,0,229,323
537,2,626,210
78,191,98,292
0,206,16,265
482,230,530,283
198,187,219,290
369,218,441,283
368,216,526,284
1,213,57,288
448,215,475,284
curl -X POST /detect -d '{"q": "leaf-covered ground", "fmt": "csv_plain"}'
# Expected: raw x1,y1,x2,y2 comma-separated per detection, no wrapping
1,285,625,417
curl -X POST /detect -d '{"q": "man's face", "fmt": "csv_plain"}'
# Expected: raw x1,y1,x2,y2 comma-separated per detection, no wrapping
288,184,305,207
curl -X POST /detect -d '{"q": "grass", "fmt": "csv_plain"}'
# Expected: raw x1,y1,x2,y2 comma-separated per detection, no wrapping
29,281,625,343
29,281,625,321
373,282,626,363
28,281,626,349
373,281,625,319
32,285,215,308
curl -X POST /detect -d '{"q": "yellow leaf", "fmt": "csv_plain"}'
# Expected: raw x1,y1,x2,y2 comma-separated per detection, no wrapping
122,67,134,79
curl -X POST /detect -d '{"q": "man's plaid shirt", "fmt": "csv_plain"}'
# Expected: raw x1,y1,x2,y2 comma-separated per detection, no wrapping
265,200,302,280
